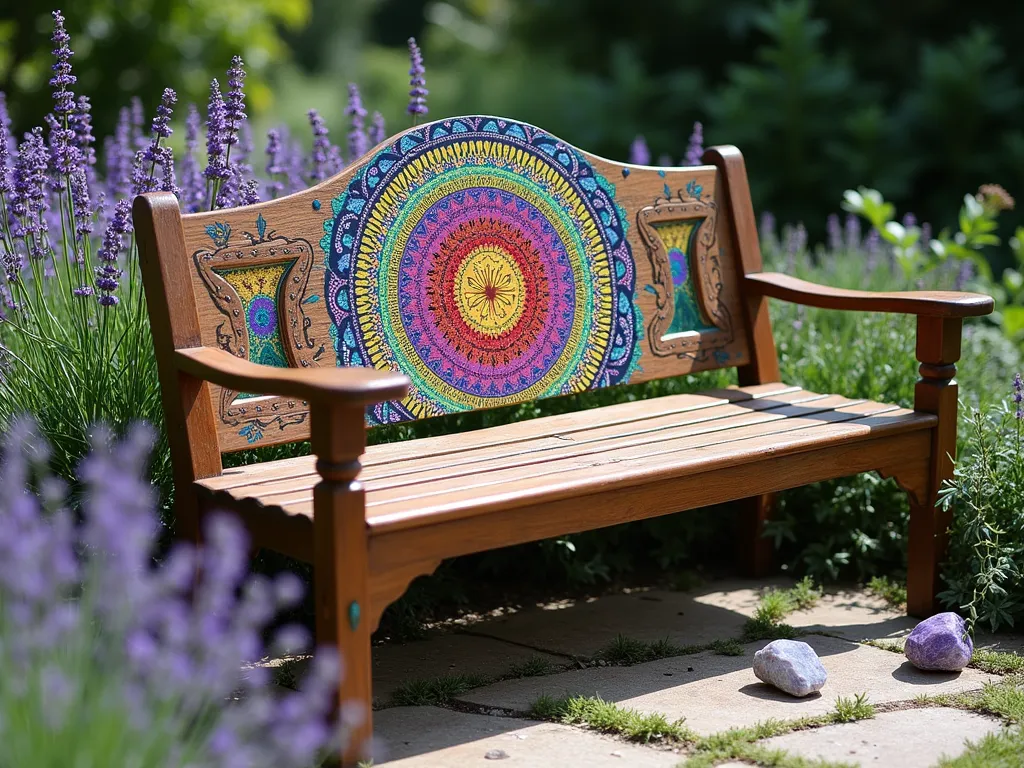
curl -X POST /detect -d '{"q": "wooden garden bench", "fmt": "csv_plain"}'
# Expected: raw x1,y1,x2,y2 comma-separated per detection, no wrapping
134,115,992,762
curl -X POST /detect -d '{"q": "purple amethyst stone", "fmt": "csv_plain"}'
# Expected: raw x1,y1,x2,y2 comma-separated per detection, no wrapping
904,612,973,671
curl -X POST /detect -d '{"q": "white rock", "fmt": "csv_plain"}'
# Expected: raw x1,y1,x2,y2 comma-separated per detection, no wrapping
753,639,828,697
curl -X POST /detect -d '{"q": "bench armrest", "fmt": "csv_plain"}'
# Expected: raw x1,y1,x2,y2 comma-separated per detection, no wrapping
175,346,409,405
745,272,993,318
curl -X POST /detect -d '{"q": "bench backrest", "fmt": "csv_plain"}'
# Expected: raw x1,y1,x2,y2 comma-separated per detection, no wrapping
139,115,775,456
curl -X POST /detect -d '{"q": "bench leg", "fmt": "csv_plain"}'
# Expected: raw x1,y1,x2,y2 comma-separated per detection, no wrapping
736,493,774,577
313,479,373,767
907,316,961,618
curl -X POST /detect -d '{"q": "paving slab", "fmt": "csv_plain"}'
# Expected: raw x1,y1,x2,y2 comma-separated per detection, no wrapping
460,635,998,735
258,632,563,701
790,590,917,642
373,706,681,767
764,707,1005,767
470,581,780,657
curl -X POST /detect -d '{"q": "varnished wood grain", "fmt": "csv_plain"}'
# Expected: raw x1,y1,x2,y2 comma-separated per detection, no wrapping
746,272,995,317
907,316,962,617
176,123,756,452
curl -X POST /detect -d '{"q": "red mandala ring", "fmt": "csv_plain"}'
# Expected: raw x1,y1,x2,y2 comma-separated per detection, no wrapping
426,219,550,368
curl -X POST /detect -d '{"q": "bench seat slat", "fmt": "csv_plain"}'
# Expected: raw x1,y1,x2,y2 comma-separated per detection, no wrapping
194,384,936,555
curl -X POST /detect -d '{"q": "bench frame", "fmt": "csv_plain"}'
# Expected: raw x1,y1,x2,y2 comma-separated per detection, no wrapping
135,143,992,764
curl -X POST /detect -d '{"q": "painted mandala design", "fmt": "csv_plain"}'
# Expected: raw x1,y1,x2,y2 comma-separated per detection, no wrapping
322,116,642,424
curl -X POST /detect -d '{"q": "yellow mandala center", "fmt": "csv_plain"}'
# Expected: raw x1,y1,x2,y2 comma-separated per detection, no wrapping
454,246,526,338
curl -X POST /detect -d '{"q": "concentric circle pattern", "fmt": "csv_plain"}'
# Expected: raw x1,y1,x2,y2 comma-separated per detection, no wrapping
322,116,641,424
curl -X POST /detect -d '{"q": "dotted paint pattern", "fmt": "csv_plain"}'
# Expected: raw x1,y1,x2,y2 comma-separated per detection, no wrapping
322,116,642,425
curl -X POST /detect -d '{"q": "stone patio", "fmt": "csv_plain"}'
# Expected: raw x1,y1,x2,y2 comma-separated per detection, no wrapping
351,580,1021,766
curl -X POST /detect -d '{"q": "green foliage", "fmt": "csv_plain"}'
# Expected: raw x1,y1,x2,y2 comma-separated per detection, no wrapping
596,634,746,665
740,579,818,642
831,693,874,723
527,694,693,744
970,649,1024,676
939,401,1024,631
388,672,490,706
1,1,311,136
866,576,907,609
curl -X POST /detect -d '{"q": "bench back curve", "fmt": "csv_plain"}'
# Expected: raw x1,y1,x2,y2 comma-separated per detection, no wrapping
139,115,773,455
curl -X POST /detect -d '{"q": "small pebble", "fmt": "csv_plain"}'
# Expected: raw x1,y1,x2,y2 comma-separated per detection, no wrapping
753,639,827,697
905,612,973,671
484,749,509,760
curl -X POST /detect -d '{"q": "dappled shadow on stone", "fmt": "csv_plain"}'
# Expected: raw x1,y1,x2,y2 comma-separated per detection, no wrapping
738,682,823,703
890,660,963,685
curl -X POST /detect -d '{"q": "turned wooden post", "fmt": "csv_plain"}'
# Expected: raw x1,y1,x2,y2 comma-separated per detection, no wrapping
310,401,373,766
907,316,962,617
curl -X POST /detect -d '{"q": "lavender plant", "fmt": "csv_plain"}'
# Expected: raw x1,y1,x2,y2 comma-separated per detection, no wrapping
0,10,421,491
0,418,349,765
939,378,1024,631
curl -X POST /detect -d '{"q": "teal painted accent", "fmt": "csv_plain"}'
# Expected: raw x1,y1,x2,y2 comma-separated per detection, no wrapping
256,213,267,239
348,601,361,630
312,199,321,211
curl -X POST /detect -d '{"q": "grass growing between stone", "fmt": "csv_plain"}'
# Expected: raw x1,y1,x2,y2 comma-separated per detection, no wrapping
741,577,822,642
599,635,745,665
528,694,695,744
386,654,561,707
681,694,874,768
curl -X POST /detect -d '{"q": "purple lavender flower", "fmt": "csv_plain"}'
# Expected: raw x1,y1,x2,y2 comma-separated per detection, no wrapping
921,222,932,247
307,109,338,183
657,153,673,167
346,83,369,162
179,104,205,212
902,212,917,230
954,259,974,291
265,128,285,199
224,56,247,148
683,121,704,166
0,93,11,197
407,37,428,120
105,106,133,199
759,211,776,245
865,228,881,256
70,95,96,173
10,128,51,260
629,135,650,166
238,178,260,206
151,87,176,140
95,198,130,306
844,213,861,250
369,111,386,147
70,167,92,238
827,213,842,252
204,80,230,187
785,222,807,257
49,11,76,117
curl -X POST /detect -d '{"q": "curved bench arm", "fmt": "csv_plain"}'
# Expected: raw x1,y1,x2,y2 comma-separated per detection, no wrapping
175,346,410,405
745,272,994,318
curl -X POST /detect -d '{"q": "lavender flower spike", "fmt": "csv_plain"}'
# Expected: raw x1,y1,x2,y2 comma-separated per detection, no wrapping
204,79,230,184
151,88,177,140
683,121,704,166
307,109,337,183
346,83,369,162
180,104,205,213
265,128,285,199
95,198,131,306
50,11,77,117
369,112,386,147
629,135,650,166
407,37,428,120
224,55,247,148
0,93,11,197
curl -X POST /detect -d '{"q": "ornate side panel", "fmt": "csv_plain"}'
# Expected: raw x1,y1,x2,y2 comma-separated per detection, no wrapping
180,116,750,452
636,182,740,364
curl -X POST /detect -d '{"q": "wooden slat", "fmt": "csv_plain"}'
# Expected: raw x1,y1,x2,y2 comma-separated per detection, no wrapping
200,382,799,493
360,406,935,533
367,430,933,574
245,390,837,504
